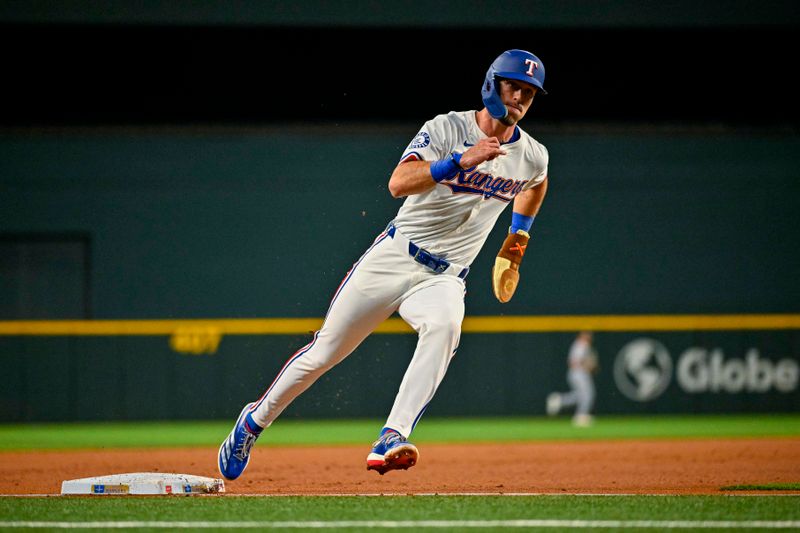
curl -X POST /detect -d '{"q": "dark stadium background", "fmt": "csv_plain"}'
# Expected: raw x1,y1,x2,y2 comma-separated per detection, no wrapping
1,2,798,422
1,19,796,127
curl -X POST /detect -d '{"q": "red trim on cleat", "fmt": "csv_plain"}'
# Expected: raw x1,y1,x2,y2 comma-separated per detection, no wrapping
366,443,419,475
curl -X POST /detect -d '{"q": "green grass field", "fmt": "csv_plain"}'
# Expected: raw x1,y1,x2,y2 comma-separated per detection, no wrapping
1,414,799,531
1,414,799,450
1,495,799,531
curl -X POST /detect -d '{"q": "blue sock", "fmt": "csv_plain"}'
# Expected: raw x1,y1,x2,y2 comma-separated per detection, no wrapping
244,411,263,435
380,426,399,437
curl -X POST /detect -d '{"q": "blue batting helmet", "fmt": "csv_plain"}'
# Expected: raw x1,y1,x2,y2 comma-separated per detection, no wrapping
481,49,547,120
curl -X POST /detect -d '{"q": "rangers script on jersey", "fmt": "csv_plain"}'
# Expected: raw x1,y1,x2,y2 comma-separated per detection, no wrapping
394,110,548,266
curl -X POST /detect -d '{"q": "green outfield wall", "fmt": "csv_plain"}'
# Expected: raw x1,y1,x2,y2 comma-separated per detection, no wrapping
1,328,798,421
1,126,799,421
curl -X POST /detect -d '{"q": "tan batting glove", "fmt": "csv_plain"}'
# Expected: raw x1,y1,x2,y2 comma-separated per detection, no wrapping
492,229,530,303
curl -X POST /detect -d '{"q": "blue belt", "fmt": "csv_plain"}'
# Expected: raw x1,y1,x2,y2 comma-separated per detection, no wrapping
386,224,469,279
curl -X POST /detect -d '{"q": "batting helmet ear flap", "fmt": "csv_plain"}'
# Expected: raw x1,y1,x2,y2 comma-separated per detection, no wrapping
481,49,547,120
482,67,508,120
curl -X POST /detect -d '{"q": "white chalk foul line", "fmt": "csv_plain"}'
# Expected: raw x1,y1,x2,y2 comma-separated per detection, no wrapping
1,520,799,529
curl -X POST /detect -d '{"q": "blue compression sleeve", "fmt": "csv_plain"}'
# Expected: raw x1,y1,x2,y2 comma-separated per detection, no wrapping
430,152,463,182
510,212,534,234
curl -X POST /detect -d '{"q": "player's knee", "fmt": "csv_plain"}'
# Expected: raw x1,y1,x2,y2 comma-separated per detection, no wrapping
420,316,462,342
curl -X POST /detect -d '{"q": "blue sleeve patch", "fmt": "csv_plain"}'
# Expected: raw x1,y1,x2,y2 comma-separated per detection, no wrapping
408,131,430,149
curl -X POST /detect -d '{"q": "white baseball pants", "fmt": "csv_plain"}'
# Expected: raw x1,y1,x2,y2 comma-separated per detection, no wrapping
560,369,595,416
248,227,466,437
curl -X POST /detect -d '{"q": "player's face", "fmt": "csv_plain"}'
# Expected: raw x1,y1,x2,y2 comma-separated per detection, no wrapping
498,79,538,125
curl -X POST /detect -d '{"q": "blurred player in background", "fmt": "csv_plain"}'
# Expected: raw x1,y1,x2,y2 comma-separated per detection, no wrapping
218,49,550,480
547,331,598,427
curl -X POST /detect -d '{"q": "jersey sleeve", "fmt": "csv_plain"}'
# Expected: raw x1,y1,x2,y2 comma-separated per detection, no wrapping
522,141,549,191
398,114,456,164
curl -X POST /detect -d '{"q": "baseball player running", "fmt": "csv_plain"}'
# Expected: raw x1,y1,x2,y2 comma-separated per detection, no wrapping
219,49,550,479
547,331,598,426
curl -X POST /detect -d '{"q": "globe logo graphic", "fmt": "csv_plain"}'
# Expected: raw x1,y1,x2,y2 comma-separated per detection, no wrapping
614,338,673,402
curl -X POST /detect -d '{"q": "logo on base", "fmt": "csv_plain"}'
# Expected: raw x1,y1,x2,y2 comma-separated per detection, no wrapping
91,484,129,495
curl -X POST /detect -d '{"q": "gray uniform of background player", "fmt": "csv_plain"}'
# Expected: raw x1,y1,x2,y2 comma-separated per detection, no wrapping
547,332,596,424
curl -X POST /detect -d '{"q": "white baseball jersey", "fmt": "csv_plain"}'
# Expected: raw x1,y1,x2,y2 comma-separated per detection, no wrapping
393,110,548,266
568,337,591,369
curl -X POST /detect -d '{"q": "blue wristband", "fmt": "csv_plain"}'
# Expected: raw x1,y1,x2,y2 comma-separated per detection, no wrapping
430,152,463,183
510,212,534,234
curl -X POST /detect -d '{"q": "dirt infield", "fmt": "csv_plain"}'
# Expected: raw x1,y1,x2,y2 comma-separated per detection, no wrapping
2,437,799,495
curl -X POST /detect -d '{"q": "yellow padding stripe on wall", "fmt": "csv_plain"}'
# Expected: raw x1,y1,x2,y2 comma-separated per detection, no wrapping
0,314,799,335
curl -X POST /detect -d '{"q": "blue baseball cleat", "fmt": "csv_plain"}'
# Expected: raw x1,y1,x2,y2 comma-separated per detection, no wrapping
218,402,262,481
366,428,419,475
